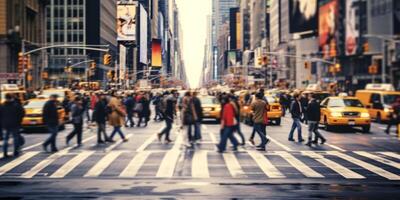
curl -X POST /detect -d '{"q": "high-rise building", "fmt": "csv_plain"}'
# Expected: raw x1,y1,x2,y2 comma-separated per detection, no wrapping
46,0,117,82
0,0,47,87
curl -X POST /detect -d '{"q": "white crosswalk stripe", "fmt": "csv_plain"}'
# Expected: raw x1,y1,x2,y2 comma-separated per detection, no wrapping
223,152,246,178
275,151,324,178
156,133,183,178
192,150,209,178
328,151,400,180
247,150,285,178
119,151,152,177
50,151,94,178
84,151,123,177
21,152,68,178
379,152,400,160
0,152,39,176
354,151,400,170
302,151,365,179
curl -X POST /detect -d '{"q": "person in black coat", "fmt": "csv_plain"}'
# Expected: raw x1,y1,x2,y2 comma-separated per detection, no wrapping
92,93,110,144
192,92,203,142
42,94,60,152
305,94,326,146
1,94,25,157
157,91,177,143
137,93,151,127
66,97,84,146
288,93,304,142
124,93,135,127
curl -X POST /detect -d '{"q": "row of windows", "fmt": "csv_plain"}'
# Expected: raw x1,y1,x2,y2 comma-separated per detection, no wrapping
52,0,84,6
47,7,84,18
47,32,85,43
49,48,85,56
47,21,84,30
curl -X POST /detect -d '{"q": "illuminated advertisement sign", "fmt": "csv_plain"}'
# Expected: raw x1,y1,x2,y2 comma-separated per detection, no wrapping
289,0,318,34
345,0,359,55
117,2,137,41
152,39,162,68
139,4,148,64
319,0,339,58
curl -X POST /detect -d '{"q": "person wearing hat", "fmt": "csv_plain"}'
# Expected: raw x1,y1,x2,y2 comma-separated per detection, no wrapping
42,94,60,152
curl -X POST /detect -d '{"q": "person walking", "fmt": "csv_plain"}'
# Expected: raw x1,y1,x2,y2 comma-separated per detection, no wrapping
92,92,110,144
300,93,309,124
250,93,269,151
1,94,25,157
124,93,135,127
66,97,84,147
385,97,400,134
42,94,60,153
192,91,203,143
157,91,177,143
153,93,164,121
182,91,197,146
305,93,326,146
108,96,128,142
230,95,245,145
137,92,150,127
288,93,304,142
82,93,91,122
216,95,239,153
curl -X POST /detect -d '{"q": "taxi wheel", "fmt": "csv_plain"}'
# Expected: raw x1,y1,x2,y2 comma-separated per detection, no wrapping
362,125,370,133
275,118,281,126
324,117,332,131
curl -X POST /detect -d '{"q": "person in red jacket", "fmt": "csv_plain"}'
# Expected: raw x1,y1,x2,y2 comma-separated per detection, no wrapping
216,95,239,153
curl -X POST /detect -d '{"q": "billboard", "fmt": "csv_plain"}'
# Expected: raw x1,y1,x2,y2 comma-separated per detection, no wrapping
152,39,162,68
119,45,127,79
236,12,242,49
345,0,359,55
319,0,339,58
139,4,148,64
117,2,137,41
289,0,318,34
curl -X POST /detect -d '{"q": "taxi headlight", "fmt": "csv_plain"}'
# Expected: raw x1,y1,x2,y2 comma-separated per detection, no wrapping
384,108,391,113
360,112,370,118
215,107,221,111
330,112,342,117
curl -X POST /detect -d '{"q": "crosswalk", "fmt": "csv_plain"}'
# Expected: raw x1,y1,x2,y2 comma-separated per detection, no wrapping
0,149,399,180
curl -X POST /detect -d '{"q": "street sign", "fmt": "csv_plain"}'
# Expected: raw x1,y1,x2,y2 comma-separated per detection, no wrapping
0,73,21,80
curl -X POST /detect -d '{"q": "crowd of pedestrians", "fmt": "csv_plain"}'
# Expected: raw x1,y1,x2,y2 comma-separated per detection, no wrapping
1,87,400,158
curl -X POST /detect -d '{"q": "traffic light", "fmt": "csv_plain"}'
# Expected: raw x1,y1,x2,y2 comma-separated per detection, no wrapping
257,57,262,66
27,55,32,70
17,52,27,74
107,70,113,79
103,53,112,65
262,56,268,65
41,71,48,79
304,61,310,69
368,65,378,74
334,63,341,72
363,42,369,52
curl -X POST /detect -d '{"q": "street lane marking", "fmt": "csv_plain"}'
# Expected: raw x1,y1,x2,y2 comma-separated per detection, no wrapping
275,151,324,178
325,143,346,152
0,152,39,176
105,134,133,152
379,152,400,160
50,151,94,178
327,151,400,180
247,150,285,178
156,132,183,177
19,134,96,178
302,151,365,179
222,153,246,178
119,151,152,177
354,151,400,170
136,127,163,152
84,151,123,177
268,137,292,151
192,150,209,178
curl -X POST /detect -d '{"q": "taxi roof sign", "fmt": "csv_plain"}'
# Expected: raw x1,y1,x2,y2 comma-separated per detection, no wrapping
365,84,395,91
0,84,20,91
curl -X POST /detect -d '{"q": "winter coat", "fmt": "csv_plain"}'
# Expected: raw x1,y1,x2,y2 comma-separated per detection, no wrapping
43,100,59,126
1,100,25,129
108,97,126,127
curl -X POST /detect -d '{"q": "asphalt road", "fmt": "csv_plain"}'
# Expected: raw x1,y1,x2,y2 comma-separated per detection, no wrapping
0,114,400,199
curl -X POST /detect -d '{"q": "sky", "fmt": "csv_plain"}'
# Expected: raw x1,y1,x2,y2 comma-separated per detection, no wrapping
175,0,211,88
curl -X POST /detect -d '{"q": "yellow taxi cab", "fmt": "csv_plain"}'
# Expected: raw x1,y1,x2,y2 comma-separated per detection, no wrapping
41,88,75,101
0,84,27,104
240,95,282,125
355,84,400,122
302,90,331,103
199,95,221,122
320,96,371,133
22,97,66,130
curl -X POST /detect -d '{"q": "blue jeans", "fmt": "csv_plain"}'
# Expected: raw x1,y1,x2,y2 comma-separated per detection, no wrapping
110,126,125,140
288,118,303,140
253,123,268,147
3,128,20,156
217,126,238,152
194,121,202,141
160,118,173,140
44,125,59,151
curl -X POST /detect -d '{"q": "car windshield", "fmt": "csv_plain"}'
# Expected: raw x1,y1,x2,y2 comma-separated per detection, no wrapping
42,90,65,98
200,97,218,105
25,101,46,109
328,99,364,108
383,94,400,105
